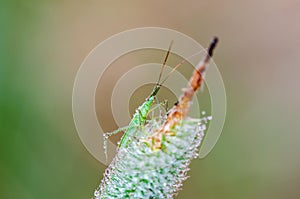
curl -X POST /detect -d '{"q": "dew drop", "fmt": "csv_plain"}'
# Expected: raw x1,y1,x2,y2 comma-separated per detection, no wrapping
94,190,100,198
106,168,111,175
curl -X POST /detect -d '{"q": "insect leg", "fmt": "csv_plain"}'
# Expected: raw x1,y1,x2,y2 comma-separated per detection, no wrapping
137,109,147,125
103,125,129,161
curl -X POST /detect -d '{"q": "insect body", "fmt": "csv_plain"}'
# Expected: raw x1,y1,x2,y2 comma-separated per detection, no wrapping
118,88,158,148
104,41,174,154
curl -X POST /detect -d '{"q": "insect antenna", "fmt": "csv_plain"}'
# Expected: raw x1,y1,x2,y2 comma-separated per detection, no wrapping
157,40,174,85
160,48,207,85
149,40,173,98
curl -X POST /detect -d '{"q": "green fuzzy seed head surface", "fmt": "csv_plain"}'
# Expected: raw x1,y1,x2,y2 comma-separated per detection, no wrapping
94,117,209,199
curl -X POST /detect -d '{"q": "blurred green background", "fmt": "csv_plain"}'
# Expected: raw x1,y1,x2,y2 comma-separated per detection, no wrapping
1,0,299,198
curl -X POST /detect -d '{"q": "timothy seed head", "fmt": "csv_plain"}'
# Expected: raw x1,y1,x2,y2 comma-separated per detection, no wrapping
94,116,210,199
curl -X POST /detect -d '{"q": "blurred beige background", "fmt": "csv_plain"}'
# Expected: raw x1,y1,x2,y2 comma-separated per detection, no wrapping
0,0,299,198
